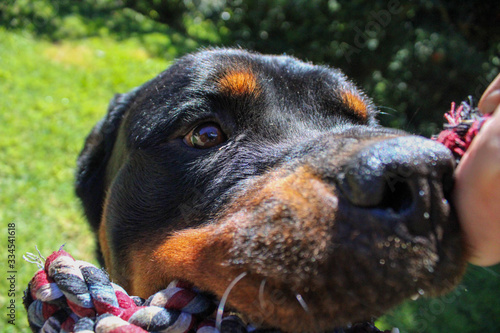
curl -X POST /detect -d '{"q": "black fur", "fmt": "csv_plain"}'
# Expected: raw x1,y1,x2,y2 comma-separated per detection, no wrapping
76,86,142,231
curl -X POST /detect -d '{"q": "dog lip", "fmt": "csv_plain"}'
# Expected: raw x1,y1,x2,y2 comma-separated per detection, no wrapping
198,272,383,332
205,269,405,333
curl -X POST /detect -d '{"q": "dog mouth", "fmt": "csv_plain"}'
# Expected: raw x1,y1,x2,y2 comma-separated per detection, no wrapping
218,224,463,333
166,276,395,333
143,214,460,333
208,284,393,333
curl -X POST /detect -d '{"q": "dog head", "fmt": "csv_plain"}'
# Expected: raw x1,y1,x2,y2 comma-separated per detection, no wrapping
76,49,466,332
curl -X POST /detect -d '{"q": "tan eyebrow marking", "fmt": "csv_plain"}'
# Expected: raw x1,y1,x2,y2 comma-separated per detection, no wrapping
340,90,368,119
218,70,260,97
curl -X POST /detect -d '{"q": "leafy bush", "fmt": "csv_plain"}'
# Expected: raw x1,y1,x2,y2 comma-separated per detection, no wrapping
126,0,500,134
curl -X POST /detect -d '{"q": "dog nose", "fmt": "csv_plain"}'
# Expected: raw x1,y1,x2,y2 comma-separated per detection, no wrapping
336,136,455,235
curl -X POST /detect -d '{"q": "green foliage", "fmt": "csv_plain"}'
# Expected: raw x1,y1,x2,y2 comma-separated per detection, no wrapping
122,0,500,134
1,1,500,332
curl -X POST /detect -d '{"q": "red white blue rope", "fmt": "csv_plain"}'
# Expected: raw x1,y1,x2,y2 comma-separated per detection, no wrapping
433,98,491,160
23,249,250,333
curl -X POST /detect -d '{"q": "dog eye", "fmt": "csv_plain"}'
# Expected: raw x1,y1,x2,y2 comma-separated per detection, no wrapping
184,122,227,149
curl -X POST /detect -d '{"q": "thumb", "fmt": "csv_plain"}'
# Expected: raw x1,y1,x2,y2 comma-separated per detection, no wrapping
479,74,500,114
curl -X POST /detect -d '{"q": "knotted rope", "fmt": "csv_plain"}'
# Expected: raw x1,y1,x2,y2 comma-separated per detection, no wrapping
23,248,253,333
432,97,491,161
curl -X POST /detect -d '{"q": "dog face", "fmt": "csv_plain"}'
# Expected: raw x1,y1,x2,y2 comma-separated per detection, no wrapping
76,49,466,332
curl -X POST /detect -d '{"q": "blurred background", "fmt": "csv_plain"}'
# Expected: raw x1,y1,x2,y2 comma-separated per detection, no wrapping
0,0,499,332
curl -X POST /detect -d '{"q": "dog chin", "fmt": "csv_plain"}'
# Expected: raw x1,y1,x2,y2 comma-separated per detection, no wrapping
201,224,465,332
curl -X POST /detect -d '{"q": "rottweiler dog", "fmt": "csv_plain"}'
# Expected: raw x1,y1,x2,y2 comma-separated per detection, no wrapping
76,49,466,332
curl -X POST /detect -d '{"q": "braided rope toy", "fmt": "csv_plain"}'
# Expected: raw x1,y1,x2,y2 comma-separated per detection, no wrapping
432,97,491,161
23,248,245,333
24,99,491,333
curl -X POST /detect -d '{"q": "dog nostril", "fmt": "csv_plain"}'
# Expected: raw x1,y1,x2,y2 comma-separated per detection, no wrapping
336,166,415,213
335,136,456,234
377,178,414,214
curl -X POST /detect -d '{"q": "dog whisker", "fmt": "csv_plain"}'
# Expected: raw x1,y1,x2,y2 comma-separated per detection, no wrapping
216,271,248,330
296,292,323,333
295,293,310,314
376,105,397,113
257,279,268,311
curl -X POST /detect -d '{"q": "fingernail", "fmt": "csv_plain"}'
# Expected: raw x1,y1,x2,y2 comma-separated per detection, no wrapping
479,89,500,114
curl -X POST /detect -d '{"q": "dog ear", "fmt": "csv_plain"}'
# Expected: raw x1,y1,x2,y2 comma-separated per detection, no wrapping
75,86,141,232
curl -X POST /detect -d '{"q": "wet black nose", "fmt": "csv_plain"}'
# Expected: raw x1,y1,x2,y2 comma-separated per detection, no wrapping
336,136,455,235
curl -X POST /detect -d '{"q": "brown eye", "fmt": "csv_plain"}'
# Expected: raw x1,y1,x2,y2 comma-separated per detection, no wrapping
184,122,227,149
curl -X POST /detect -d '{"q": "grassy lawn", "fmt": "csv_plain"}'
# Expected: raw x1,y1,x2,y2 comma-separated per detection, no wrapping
0,28,169,332
1,23,499,332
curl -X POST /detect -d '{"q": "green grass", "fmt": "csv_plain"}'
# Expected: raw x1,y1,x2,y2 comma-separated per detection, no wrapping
0,28,169,332
1,24,499,332
377,264,500,332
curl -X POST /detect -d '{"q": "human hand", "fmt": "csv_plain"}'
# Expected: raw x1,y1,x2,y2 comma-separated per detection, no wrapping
453,74,500,266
